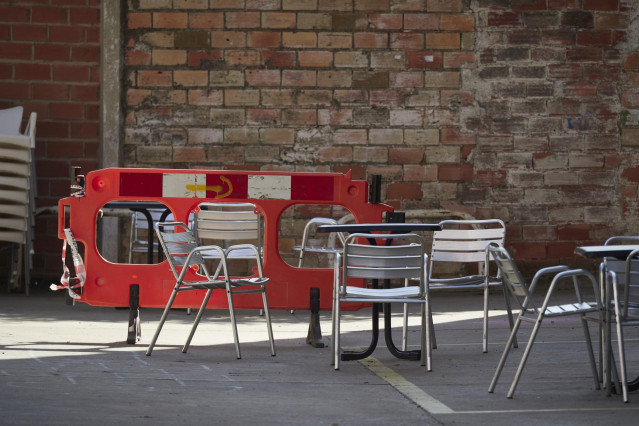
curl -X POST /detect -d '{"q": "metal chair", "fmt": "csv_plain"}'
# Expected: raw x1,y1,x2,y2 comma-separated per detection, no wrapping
128,207,172,263
428,219,512,353
292,217,346,268
193,202,262,261
603,247,639,402
332,233,431,371
146,222,275,359
487,243,603,398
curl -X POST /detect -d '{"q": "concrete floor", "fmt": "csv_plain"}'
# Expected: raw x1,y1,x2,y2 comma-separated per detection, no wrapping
0,289,637,425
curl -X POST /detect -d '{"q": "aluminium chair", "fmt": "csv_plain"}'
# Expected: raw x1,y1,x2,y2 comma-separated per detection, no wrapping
428,219,512,353
332,233,431,371
128,207,173,263
193,202,262,261
487,243,603,398
292,217,346,268
146,222,275,359
603,247,639,402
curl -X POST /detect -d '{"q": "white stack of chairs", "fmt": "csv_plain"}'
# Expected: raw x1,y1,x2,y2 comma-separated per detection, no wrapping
0,106,36,293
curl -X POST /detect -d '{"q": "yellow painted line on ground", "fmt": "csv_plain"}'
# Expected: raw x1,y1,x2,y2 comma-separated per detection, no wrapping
358,356,454,415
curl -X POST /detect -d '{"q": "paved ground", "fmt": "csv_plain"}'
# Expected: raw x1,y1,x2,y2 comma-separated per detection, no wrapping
1,289,637,425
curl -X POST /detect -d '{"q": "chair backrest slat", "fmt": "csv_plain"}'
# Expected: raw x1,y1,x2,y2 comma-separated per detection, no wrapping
487,243,531,301
194,202,260,245
343,236,425,281
430,220,505,265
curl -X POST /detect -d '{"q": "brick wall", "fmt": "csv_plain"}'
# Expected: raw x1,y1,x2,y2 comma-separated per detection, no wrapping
2,0,639,283
0,1,101,279
122,0,638,266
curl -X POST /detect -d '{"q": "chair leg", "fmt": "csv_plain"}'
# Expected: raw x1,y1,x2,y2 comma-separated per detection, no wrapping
182,288,214,353
423,301,432,371
580,316,600,390
483,285,490,353
507,315,544,399
334,297,341,370
402,302,409,352
488,315,522,393
502,285,518,349
226,288,241,359
612,297,629,402
146,286,179,356
261,286,276,356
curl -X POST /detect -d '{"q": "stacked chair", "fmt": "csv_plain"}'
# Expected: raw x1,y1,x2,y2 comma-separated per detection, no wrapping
0,106,36,293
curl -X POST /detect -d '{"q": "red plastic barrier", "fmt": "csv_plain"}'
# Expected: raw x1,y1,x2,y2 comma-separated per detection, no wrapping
57,168,392,311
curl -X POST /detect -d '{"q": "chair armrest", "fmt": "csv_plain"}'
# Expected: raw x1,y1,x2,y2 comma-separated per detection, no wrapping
529,265,571,294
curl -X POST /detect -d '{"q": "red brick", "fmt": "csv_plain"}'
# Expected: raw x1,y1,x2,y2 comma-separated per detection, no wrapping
547,242,578,258
248,31,281,48
33,83,68,100
262,50,297,67
33,6,68,24
189,12,224,29
390,33,423,50
387,182,422,200
407,51,442,68
369,13,402,30
577,30,612,46
441,128,475,145
487,12,522,27
211,31,246,48
283,70,316,86
35,44,70,61
510,242,547,259
262,12,296,29
174,147,205,162
0,42,32,60
404,13,439,30
137,70,172,87
246,69,281,86
225,50,260,66
70,84,99,101
128,12,152,29
49,25,85,43
318,108,352,125
70,122,99,139
300,50,333,67
427,33,460,50
0,82,29,99
247,108,281,126
282,109,317,125
188,50,222,67
354,32,388,48
0,6,29,22
126,49,151,66
443,52,475,68
439,164,473,181
318,32,352,49
72,45,100,63
70,7,100,25
15,63,50,80
557,224,591,240
389,147,423,164
624,53,639,69
49,102,85,120
47,140,84,158
584,0,618,10
622,167,639,183
440,14,474,31
389,71,422,88
512,0,547,11
226,12,260,28
566,47,602,62
12,25,48,42
153,12,188,29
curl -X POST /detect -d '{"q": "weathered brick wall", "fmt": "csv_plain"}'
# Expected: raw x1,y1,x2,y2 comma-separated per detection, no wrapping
123,0,638,267
469,0,639,263
0,1,101,280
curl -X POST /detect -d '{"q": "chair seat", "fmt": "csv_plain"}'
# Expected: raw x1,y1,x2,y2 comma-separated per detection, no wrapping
343,285,422,300
538,302,598,316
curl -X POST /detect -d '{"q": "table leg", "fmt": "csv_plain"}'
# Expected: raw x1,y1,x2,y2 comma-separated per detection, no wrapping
341,304,379,361
384,302,421,361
